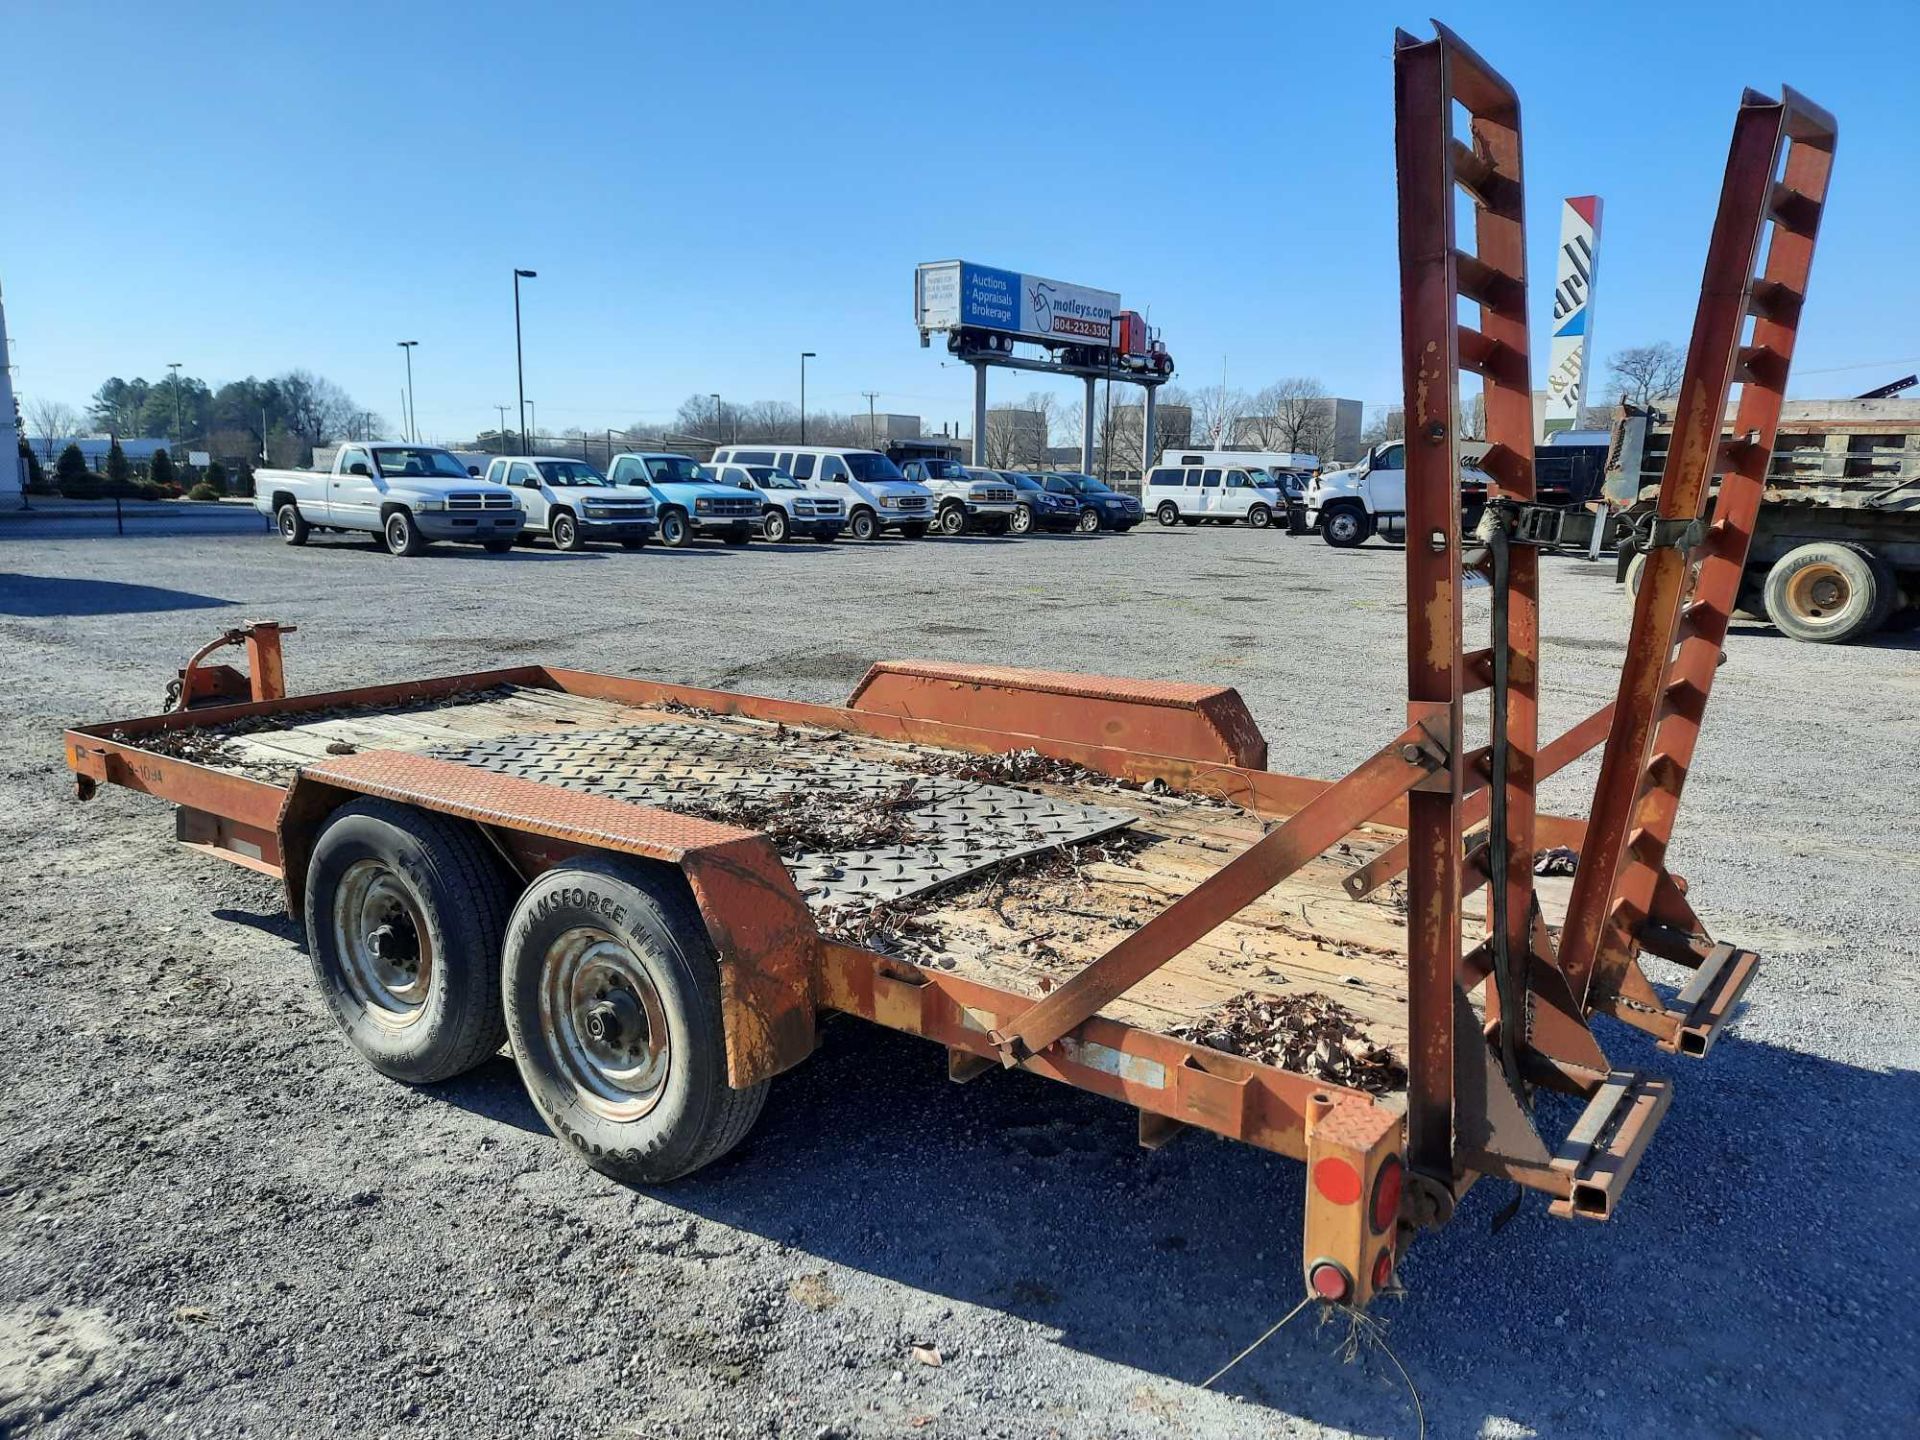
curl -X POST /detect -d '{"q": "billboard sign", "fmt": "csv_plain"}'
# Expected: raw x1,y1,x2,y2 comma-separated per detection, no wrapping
1542,196,1601,437
916,261,1120,349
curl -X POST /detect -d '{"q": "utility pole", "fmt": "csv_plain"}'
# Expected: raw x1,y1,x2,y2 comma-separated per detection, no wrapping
397,341,418,442
799,352,815,444
711,392,722,441
494,405,511,450
167,361,183,442
513,269,537,455
862,391,880,449
526,401,537,450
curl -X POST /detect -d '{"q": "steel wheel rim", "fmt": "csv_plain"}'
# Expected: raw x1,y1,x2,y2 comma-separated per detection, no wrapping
332,859,433,1027
664,515,685,543
941,508,964,534
766,512,787,541
1251,507,1270,528
386,514,409,550
1784,562,1851,626
555,515,575,547
540,927,671,1120
279,508,296,536
1329,513,1358,542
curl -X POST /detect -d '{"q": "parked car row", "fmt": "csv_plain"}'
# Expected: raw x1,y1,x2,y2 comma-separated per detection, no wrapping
253,442,1147,556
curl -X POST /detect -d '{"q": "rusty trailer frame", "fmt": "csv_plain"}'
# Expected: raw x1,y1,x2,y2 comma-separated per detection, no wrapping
62,25,1832,1314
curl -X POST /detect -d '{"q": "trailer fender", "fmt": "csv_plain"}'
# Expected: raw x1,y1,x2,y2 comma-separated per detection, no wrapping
277,752,818,1088
849,660,1268,769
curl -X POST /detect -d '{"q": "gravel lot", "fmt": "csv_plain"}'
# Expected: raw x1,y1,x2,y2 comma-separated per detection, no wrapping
1,518,1915,1439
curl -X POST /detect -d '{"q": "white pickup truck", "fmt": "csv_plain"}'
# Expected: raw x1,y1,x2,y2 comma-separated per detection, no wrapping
257,443,524,556
1305,440,1495,548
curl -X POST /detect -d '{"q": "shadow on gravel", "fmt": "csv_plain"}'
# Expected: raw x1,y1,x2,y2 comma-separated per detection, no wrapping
1727,616,1920,651
503,1011,1915,1437
0,572,236,616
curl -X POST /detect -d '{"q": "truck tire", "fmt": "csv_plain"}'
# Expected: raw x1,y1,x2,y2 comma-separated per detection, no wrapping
901,523,930,539
383,508,427,557
1626,551,1647,596
849,507,878,541
659,509,692,548
304,798,512,1084
620,537,648,550
1763,541,1892,643
937,504,968,536
1181,517,1202,527
1076,507,1101,534
277,501,309,545
763,508,789,543
1009,505,1035,536
1156,502,1180,527
1321,504,1372,548
483,539,514,554
1248,504,1273,529
550,510,584,551
502,857,768,1184
721,526,752,546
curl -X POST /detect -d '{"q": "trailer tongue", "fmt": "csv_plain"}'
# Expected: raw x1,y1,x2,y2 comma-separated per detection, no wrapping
64,23,1833,1318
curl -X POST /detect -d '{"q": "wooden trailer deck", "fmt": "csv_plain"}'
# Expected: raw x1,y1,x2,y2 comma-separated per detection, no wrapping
119,682,1420,1096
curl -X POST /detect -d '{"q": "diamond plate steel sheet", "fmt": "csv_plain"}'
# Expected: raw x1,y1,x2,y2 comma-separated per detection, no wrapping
426,720,1135,907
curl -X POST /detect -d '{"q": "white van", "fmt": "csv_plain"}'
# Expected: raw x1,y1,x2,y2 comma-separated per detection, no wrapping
1143,455,1296,530
709,445,935,540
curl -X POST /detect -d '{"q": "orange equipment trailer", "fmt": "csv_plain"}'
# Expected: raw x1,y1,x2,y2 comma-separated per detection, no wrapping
64,24,1832,1313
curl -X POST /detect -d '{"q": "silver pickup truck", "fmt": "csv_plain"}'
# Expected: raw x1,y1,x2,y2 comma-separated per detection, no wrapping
255,443,524,556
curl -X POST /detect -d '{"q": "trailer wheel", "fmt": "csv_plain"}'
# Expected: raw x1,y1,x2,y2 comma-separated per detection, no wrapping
1763,541,1892,643
762,507,789,543
304,799,511,1083
848,507,878,541
502,857,767,1183
277,502,309,545
1156,502,1179,526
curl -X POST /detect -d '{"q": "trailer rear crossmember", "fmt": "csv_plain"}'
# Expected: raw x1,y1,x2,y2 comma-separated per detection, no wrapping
65,23,1832,1316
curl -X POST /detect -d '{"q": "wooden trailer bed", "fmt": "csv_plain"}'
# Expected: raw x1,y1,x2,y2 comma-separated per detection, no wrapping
117,681,1420,1097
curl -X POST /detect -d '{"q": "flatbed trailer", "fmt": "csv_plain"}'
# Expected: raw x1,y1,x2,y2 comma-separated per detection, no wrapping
64,24,1835,1315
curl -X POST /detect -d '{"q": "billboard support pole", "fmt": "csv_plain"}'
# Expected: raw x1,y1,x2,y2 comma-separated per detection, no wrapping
971,362,988,466
1142,385,1158,478
1081,375,1097,475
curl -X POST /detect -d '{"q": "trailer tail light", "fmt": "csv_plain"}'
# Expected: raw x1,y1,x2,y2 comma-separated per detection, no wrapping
1371,1155,1404,1234
1303,1094,1403,1309
1308,1261,1353,1303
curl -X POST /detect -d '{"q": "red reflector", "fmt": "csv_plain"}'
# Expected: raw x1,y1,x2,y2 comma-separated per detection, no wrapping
1308,1261,1351,1302
1371,1156,1404,1234
1371,1247,1394,1291
1313,1157,1363,1206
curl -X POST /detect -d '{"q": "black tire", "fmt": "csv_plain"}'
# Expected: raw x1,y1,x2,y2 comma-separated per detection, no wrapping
502,857,768,1184
1075,507,1100,534
303,799,512,1084
1763,541,1893,643
1625,551,1648,597
1156,502,1180,527
721,526,752,546
1248,504,1272,530
1009,504,1035,536
1321,505,1371,548
383,508,427,557
763,508,789,543
811,528,839,543
551,510,584,552
900,523,929,540
937,504,968,536
277,502,309,545
620,537,647,550
659,510,691,548
483,539,514,554
1181,517,1202,528
849,507,878,541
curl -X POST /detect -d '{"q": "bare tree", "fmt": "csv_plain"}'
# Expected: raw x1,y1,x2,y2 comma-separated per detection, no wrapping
983,408,1035,468
1243,377,1333,455
1359,408,1406,449
1189,384,1251,447
1605,343,1685,409
24,398,81,461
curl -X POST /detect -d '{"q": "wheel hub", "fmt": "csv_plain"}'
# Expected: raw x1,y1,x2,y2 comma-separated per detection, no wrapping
542,929,671,1119
332,860,433,1025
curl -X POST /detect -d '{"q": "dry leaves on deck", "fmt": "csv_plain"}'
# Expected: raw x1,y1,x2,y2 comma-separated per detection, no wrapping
1173,991,1407,1094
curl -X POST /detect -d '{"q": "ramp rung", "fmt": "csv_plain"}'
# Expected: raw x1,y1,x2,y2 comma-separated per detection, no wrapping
1454,250,1525,316
1768,182,1822,235
1548,1072,1673,1221
1746,280,1802,326
1737,343,1789,389
1449,139,1523,219
1458,325,1527,387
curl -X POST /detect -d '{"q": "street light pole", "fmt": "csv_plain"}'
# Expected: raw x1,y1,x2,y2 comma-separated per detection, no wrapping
167,361,183,442
397,341,418,442
799,352,816,444
513,269,537,455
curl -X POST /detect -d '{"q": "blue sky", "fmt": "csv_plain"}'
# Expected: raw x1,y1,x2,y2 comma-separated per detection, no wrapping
9,0,1917,442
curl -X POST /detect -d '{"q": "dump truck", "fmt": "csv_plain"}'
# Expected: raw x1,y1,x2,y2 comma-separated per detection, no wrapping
65,25,1834,1316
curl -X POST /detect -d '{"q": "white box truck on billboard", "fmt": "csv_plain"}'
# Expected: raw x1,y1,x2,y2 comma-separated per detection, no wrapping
916,260,1121,354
